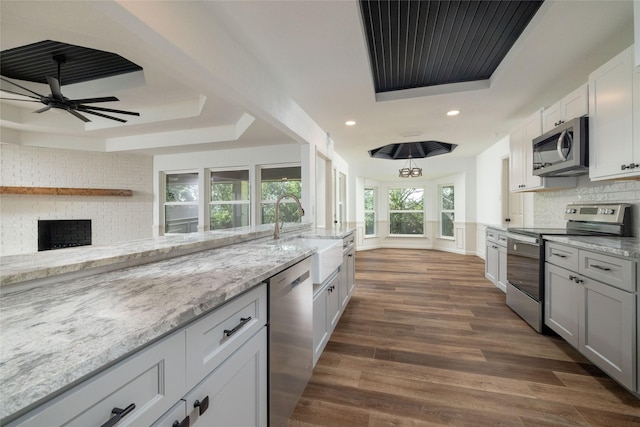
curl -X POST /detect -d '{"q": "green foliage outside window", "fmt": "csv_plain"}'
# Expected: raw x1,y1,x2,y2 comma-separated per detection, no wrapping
440,185,454,238
389,188,424,235
210,171,250,230
261,172,302,224
364,188,375,236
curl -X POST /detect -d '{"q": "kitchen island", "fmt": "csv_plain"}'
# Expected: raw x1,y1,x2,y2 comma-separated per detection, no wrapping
0,224,355,425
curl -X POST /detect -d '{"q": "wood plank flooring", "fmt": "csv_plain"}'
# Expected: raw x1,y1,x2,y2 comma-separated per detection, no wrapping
289,249,640,426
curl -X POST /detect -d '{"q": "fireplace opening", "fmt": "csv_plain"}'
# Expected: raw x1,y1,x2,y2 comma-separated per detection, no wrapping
38,219,92,251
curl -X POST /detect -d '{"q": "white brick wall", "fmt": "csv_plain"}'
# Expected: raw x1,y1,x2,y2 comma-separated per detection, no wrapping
534,176,640,234
0,144,153,255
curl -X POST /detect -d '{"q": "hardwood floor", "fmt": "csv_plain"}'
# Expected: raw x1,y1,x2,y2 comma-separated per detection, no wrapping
289,249,640,426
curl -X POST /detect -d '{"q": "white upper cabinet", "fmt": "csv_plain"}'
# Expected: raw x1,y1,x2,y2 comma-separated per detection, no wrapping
635,1,639,70
589,46,638,181
542,84,589,133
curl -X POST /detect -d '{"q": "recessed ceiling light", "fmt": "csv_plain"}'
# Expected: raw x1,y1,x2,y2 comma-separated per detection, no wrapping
345,120,356,126
446,110,460,116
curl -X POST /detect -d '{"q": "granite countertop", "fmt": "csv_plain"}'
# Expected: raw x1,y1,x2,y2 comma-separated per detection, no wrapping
0,224,355,287
544,235,640,260
0,225,355,423
485,224,508,232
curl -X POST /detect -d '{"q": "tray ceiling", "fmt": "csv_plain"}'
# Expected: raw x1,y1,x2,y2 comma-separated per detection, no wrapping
359,0,544,93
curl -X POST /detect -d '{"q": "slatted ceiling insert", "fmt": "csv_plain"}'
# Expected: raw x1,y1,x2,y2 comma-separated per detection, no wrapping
0,40,142,85
359,0,544,94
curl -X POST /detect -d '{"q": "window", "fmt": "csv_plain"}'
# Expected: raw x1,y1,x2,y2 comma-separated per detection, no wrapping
165,172,199,234
440,184,455,238
364,187,376,236
210,169,250,230
388,187,424,235
260,166,302,224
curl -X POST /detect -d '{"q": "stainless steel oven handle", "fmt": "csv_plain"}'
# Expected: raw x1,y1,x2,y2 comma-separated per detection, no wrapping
507,232,540,245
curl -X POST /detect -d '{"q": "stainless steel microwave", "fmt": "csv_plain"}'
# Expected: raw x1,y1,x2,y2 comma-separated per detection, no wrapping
532,116,588,177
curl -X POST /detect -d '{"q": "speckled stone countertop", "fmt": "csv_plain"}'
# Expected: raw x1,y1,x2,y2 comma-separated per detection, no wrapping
544,235,640,260
485,224,508,232
0,225,355,423
0,224,355,287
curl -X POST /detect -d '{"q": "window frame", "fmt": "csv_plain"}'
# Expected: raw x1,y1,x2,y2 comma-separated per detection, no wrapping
439,184,455,240
364,187,376,237
163,170,200,234
209,167,251,230
258,164,303,225
387,187,425,237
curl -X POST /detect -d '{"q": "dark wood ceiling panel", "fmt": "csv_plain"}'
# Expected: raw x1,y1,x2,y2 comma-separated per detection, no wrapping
360,0,544,93
0,40,142,85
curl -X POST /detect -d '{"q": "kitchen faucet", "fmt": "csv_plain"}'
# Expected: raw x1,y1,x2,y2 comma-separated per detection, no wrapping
274,193,304,239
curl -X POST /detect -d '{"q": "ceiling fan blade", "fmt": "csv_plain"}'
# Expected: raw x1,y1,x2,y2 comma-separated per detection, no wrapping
71,96,119,104
33,106,51,114
79,105,140,116
0,97,41,103
0,76,45,99
0,88,42,100
77,107,127,123
66,109,91,123
46,76,64,100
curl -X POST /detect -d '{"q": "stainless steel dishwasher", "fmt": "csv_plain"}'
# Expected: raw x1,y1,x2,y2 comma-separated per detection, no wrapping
267,257,313,426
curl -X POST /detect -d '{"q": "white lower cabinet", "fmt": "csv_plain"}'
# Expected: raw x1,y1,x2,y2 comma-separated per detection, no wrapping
484,227,507,292
580,278,635,390
545,242,637,392
9,284,268,427
313,270,339,366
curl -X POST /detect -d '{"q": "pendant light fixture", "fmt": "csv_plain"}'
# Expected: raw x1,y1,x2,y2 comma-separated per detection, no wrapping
398,154,422,178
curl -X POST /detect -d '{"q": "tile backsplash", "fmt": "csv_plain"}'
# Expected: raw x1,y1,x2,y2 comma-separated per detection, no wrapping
534,176,640,235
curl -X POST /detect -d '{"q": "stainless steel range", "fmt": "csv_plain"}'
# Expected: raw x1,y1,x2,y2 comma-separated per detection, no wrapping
506,203,632,333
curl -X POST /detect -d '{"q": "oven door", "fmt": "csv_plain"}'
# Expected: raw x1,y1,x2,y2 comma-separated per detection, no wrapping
506,233,542,301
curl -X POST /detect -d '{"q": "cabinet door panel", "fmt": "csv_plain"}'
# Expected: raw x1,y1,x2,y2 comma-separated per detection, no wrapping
485,244,498,284
580,279,635,390
545,263,580,348
589,47,635,180
185,328,267,427
312,286,329,366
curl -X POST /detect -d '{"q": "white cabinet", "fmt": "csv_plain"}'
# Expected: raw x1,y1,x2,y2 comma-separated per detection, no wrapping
485,227,507,293
9,331,186,427
340,234,356,307
510,110,576,192
312,270,339,366
635,2,639,70
544,242,637,392
9,284,269,427
589,46,638,180
542,84,589,133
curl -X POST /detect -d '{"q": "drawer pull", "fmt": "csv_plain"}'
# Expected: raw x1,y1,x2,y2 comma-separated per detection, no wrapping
101,403,135,427
194,396,209,416
224,317,252,337
172,416,190,427
590,264,611,272
552,253,567,259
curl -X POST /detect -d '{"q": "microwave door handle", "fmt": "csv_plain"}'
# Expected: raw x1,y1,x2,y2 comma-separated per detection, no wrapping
556,130,571,161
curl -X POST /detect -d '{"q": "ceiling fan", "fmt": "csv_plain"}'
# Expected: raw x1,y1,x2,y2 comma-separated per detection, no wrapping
0,55,140,123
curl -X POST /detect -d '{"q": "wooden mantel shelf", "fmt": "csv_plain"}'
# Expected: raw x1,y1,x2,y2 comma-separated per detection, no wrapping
0,186,133,197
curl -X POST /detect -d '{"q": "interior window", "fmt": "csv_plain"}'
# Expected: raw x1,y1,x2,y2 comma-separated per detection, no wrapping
210,169,250,230
388,187,424,235
165,172,199,234
260,166,302,224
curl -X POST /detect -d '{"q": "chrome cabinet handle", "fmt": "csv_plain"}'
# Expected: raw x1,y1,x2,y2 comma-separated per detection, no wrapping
224,317,252,337
101,403,135,427
590,264,611,272
621,163,639,170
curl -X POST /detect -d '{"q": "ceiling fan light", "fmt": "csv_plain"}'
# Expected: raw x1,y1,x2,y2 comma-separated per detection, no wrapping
411,167,422,177
399,168,411,178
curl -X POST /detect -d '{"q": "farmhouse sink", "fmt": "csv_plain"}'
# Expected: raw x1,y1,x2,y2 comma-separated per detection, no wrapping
301,238,342,284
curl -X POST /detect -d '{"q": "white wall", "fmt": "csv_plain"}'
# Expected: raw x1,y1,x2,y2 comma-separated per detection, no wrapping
475,136,510,227
0,144,153,255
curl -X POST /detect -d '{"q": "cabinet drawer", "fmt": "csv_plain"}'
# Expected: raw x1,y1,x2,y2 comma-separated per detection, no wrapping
342,233,355,252
579,251,635,292
496,232,508,247
486,229,497,243
546,242,579,272
11,331,186,427
185,283,267,390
